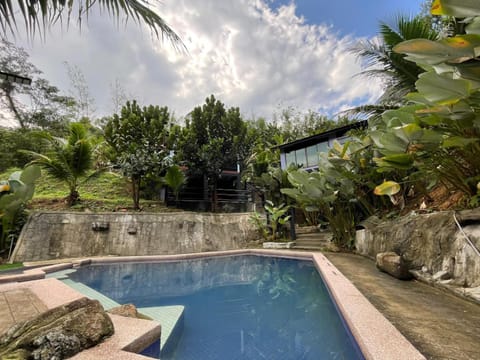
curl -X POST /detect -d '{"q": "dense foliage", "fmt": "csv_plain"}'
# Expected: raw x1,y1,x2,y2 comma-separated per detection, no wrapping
104,101,172,209
2,1,479,252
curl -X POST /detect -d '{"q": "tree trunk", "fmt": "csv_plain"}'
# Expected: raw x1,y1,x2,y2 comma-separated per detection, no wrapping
132,176,141,210
4,85,26,128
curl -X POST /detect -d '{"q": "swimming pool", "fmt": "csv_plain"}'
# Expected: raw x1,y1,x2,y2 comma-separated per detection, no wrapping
56,255,363,360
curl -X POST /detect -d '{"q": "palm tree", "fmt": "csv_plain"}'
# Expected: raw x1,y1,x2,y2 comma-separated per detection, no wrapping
346,15,439,119
23,122,93,205
0,0,184,49
162,165,187,205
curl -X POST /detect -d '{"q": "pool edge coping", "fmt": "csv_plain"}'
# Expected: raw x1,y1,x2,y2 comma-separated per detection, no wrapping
0,249,426,360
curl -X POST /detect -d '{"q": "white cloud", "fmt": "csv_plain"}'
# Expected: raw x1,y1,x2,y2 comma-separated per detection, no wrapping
9,0,382,123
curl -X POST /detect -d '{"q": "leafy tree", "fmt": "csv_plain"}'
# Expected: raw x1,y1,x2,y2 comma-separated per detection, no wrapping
22,122,93,205
0,0,183,48
177,95,252,192
0,128,50,172
104,100,171,209
0,39,75,133
273,107,354,142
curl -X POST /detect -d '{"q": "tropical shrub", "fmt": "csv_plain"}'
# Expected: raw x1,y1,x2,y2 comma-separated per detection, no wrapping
0,166,41,255
22,122,93,205
249,200,291,242
371,0,480,203
162,165,187,203
281,135,390,248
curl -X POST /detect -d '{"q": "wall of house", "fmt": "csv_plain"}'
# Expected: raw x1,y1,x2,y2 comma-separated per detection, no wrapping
355,209,480,303
11,212,257,262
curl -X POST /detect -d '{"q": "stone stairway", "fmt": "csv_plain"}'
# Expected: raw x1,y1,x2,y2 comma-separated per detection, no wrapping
292,227,332,251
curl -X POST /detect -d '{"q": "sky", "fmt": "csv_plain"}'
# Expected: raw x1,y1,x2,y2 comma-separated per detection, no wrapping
3,0,425,126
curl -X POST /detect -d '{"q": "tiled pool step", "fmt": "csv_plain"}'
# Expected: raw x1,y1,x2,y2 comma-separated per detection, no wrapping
138,305,185,356
60,279,121,310
47,270,184,356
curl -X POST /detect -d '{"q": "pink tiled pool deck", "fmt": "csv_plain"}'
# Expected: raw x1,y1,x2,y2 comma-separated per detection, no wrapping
0,249,425,360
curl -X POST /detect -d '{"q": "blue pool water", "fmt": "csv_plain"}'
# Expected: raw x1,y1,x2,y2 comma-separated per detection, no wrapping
65,255,363,360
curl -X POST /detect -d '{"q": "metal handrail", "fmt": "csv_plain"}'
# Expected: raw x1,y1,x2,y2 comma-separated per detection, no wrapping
453,212,480,258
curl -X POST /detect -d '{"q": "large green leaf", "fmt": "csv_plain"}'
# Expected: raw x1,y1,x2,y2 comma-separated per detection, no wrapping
466,18,480,35
394,39,454,65
375,154,414,170
415,72,471,105
379,132,409,153
393,123,424,144
382,107,417,127
394,35,480,65
431,0,480,17
456,61,480,82
374,181,401,196
442,136,479,148
20,165,41,185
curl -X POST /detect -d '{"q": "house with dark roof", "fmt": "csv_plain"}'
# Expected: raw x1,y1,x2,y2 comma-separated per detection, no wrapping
277,120,367,171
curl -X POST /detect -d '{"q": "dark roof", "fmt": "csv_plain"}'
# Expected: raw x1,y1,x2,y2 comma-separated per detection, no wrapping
276,120,367,152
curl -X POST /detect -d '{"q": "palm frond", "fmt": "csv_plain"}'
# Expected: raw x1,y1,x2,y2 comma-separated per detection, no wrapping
0,0,185,49
20,149,73,184
338,104,401,121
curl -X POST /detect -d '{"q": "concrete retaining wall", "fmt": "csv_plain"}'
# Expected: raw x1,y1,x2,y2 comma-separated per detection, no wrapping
355,209,480,300
11,212,257,262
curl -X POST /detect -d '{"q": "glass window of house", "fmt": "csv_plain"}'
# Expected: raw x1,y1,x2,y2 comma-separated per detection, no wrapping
295,148,307,167
306,145,318,167
317,141,329,153
286,151,296,167
336,135,350,145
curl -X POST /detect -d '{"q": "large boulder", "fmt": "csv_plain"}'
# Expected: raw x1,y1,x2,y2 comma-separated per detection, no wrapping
0,297,114,359
376,252,413,280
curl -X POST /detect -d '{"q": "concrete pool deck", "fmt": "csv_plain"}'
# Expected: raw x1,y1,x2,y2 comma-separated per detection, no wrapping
325,252,480,360
1,249,469,359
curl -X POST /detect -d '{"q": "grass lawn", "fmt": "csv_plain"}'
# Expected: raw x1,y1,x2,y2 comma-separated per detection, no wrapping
0,168,174,213
0,262,23,272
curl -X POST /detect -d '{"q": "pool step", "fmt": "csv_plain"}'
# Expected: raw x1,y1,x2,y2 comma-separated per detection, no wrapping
51,274,185,357
60,279,121,310
138,305,185,356
46,268,78,280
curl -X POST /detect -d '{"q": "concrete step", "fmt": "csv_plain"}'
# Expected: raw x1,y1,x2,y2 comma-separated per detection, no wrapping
295,226,319,235
292,244,328,251
293,231,332,250
295,233,332,242
295,236,332,243
295,241,329,247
